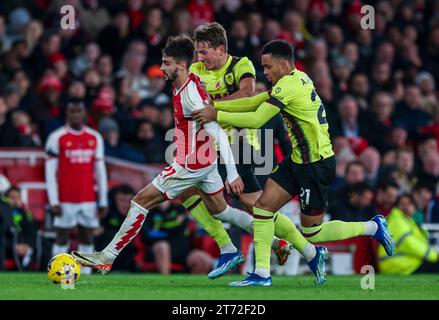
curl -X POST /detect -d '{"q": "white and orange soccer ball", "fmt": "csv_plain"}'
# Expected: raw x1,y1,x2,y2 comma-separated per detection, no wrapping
47,253,81,285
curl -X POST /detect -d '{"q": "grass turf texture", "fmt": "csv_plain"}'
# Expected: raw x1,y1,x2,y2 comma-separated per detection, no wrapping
0,273,438,300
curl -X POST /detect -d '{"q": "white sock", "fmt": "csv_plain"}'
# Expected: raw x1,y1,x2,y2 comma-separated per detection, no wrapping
301,243,317,262
364,221,378,236
220,242,238,254
52,243,69,257
255,267,270,278
78,244,94,275
272,237,280,250
104,201,148,259
214,205,253,233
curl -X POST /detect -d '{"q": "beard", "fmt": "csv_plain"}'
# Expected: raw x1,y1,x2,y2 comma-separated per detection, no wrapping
165,69,179,82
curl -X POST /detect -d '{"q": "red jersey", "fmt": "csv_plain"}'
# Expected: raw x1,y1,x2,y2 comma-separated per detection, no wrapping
173,73,216,170
45,125,104,203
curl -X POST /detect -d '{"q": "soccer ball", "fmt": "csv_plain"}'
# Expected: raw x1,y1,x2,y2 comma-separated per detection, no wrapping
47,253,81,284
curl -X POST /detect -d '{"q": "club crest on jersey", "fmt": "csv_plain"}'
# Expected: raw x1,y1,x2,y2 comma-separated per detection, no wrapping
88,139,95,147
225,73,234,86
215,82,221,89
66,141,72,147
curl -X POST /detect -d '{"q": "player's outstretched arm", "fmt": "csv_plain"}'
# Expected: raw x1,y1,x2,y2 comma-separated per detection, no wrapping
214,91,270,113
94,134,108,217
203,121,244,195
217,102,280,129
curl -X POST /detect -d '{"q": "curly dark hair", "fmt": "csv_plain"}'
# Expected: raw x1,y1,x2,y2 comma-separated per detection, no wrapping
162,35,195,67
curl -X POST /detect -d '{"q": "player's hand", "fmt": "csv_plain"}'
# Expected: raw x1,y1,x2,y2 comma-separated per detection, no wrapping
191,105,217,125
98,206,108,219
228,176,244,197
50,205,62,217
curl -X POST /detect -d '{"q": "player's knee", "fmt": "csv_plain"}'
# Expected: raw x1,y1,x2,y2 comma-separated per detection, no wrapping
300,212,324,228
153,241,171,256
254,199,273,213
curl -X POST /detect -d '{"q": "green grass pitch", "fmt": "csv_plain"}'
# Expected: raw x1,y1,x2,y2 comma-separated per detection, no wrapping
0,273,439,300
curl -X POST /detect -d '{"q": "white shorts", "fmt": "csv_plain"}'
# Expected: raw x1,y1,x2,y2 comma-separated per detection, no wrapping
54,202,99,229
152,162,224,200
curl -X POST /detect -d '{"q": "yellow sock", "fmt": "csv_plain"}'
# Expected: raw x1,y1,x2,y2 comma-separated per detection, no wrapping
253,207,275,270
301,220,366,243
274,212,308,252
183,195,232,247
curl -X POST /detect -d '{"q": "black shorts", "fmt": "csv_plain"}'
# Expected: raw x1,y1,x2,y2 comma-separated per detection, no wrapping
217,161,262,194
269,156,336,216
146,232,191,265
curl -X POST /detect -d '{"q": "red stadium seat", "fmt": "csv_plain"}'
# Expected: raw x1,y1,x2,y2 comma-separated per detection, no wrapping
6,165,45,185
25,189,48,223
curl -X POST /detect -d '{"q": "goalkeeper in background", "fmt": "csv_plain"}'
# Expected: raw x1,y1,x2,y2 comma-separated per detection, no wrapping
192,40,395,286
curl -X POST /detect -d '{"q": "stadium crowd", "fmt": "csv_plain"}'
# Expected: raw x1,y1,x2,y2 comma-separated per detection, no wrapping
1,0,439,274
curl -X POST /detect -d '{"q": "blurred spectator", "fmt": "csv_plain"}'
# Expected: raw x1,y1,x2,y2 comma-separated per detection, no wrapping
95,184,139,272
328,182,376,222
115,40,149,99
96,54,114,85
139,99,162,126
80,0,111,39
393,85,431,136
332,95,368,139
130,120,166,164
370,62,392,94
0,97,21,147
143,65,170,106
330,159,366,202
11,69,36,111
388,126,409,150
375,182,399,217
11,110,42,147
98,117,144,163
368,92,395,152
83,67,103,106
4,187,38,271
331,56,353,95
25,31,61,80
394,147,417,193
187,0,214,28
170,9,193,37
228,19,255,59
348,72,369,112
97,10,131,65
411,183,434,225
136,7,164,67
67,80,87,101
30,73,63,139
359,147,381,187
378,194,439,275
143,201,214,274
415,71,438,118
